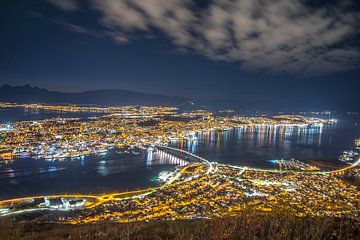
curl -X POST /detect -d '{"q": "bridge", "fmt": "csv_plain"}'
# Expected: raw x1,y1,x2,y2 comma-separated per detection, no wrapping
155,145,214,174
139,144,214,173
151,147,188,166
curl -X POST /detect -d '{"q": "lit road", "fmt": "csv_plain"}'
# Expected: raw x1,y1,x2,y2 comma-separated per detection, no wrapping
219,156,360,176
326,157,360,175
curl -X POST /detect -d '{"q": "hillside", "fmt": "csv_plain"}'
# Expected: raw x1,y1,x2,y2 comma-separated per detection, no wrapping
0,212,358,240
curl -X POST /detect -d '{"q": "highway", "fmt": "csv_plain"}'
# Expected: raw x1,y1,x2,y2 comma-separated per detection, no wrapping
327,157,360,175
221,156,360,176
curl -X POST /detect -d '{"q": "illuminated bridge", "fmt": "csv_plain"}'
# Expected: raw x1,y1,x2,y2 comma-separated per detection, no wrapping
153,145,213,173
141,144,213,171
149,147,188,166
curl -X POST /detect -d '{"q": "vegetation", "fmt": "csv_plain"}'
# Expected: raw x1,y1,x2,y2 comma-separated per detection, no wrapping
0,211,359,240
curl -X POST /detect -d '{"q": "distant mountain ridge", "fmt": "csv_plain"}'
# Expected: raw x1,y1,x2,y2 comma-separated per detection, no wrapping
0,85,188,106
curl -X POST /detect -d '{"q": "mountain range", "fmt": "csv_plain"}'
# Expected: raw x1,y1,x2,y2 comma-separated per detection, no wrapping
1,84,358,112
0,85,188,107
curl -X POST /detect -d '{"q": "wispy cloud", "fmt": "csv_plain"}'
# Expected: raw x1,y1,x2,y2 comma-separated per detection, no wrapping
60,0,360,74
53,19,103,38
48,0,79,11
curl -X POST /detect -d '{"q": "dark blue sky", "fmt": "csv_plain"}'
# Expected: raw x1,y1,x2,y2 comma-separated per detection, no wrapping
0,0,359,110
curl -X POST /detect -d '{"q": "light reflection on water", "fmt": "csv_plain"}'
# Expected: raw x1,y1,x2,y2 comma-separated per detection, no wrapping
201,124,325,149
0,150,179,200
171,121,359,168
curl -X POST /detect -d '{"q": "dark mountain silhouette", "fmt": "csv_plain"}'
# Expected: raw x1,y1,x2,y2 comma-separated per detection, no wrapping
0,84,188,106
1,85,356,112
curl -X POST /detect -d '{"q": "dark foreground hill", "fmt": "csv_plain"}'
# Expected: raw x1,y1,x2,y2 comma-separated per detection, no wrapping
0,212,359,240
0,85,187,106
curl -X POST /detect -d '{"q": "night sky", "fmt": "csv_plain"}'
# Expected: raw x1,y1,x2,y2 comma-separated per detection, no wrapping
1,0,360,111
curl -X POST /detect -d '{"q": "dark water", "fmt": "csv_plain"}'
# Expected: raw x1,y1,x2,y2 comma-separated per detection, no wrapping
0,111,359,199
0,108,102,123
0,150,175,200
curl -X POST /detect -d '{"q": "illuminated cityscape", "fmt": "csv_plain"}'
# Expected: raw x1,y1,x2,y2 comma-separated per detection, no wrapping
0,106,359,224
1,0,360,239
0,103,327,161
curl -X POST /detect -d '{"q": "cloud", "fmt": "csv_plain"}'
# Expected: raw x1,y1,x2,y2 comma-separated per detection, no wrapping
53,19,103,38
48,0,79,11
67,0,360,74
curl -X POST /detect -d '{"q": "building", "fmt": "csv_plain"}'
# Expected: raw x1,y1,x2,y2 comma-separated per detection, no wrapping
0,149,13,160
